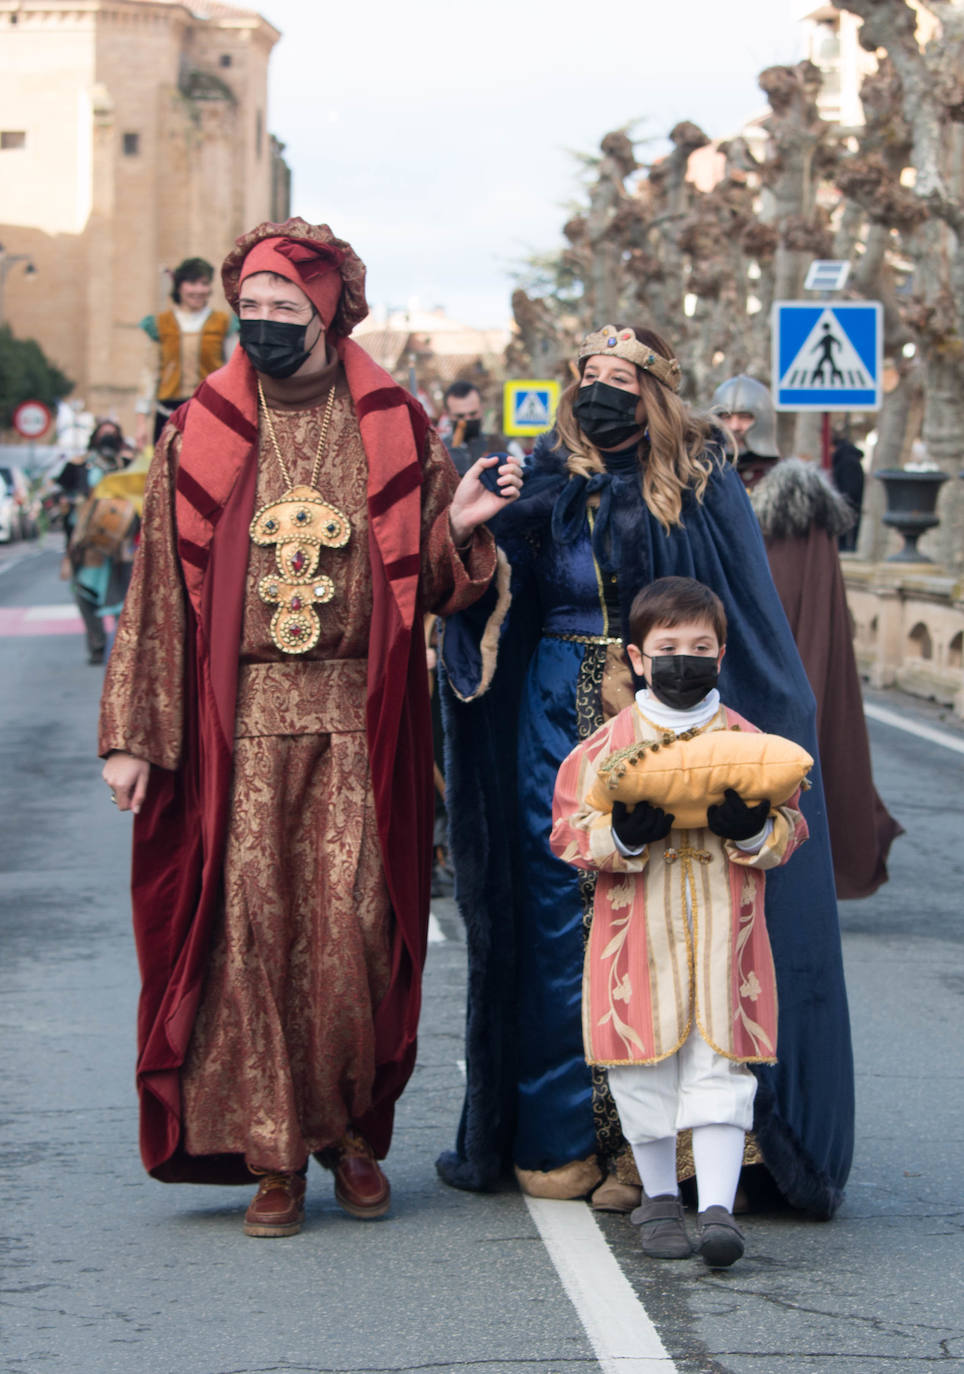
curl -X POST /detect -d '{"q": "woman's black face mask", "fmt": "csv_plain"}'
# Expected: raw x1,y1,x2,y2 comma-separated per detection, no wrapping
573,379,642,449
239,317,315,378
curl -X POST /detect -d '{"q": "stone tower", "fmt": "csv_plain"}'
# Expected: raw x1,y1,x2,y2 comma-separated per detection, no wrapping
0,0,290,427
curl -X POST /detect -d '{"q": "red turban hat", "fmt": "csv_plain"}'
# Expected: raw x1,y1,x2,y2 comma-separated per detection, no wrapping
222,219,369,338
239,237,345,328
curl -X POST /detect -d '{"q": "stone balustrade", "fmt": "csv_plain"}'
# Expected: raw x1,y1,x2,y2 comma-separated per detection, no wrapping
843,559,964,719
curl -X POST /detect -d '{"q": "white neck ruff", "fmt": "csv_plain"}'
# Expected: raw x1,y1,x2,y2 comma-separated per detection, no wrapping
634,686,721,733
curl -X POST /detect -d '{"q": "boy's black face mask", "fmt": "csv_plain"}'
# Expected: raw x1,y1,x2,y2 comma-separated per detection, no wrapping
573,380,641,449
645,654,719,710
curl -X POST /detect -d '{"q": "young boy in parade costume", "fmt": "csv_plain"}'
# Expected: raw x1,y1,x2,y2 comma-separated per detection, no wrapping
550,577,808,1267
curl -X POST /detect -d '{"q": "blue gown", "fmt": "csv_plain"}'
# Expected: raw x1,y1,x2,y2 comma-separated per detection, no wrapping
438,435,854,1218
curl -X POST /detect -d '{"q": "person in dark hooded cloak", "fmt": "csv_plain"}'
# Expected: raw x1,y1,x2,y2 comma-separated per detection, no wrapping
712,376,902,901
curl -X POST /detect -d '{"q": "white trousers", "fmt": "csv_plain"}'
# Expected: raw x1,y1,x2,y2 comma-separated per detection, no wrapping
607,1026,757,1145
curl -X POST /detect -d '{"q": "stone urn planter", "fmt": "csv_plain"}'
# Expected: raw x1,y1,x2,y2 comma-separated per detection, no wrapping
875,468,950,562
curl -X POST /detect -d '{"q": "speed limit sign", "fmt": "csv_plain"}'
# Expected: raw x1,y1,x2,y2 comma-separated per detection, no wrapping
12,399,53,439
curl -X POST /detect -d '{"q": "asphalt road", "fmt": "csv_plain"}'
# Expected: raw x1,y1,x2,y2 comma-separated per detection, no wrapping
2,539,962,1374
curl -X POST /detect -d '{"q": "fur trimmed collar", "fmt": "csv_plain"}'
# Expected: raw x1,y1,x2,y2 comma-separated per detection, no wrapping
750,458,854,540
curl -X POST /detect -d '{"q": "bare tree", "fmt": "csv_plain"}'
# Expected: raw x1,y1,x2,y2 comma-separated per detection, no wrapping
832,0,964,565
508,63,834,417
509,3,964,568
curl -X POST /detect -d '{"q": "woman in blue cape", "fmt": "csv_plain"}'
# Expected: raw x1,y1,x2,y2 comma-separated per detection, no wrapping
437,325,853,1219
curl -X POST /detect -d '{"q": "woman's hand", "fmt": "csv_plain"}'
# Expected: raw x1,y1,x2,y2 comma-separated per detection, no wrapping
448,454,523,547
102,751,150,814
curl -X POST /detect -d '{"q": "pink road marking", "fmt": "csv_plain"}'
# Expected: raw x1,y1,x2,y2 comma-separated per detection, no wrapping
0,606,117,637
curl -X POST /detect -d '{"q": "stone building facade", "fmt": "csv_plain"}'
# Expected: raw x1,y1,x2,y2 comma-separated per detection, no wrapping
0,0,290,428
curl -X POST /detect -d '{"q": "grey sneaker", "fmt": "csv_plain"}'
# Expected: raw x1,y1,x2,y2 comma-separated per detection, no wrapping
630,1192,693,1259
697,1205,745,1268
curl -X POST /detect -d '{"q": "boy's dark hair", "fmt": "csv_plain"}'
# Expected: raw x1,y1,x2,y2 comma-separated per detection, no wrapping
628,577,727,649
171,256,214,303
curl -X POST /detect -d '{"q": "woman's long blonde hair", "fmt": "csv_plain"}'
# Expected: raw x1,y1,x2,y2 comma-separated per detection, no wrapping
554,325,719,530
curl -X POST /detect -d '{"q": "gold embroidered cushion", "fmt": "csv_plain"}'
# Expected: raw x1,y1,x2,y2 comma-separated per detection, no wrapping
586,728,813,830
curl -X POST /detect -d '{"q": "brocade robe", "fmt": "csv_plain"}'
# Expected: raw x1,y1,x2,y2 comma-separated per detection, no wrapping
100,370,495,1176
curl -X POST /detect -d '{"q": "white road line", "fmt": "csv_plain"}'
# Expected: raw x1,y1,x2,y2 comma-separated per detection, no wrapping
427,911,445,944
864,702,964,756
524,1196,677,1372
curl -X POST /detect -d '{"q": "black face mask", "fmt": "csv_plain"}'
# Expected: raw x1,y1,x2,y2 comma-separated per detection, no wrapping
645,654,719,711
460,417,482,442
573,380,641,449
239,317,315,378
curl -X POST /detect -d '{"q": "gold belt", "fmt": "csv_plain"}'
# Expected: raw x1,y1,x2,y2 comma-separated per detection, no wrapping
543,631,624,646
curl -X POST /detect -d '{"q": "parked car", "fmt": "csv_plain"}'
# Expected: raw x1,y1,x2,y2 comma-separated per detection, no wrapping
0,465,37,541
0,469,21,542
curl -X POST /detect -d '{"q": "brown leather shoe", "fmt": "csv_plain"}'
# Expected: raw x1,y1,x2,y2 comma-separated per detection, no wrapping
243,1171,306,1237
321,1131,391,1219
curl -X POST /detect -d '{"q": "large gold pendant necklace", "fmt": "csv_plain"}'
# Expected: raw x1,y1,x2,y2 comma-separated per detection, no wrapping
249,378,351,654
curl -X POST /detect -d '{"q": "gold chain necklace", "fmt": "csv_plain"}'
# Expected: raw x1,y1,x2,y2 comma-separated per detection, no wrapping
249,379,352,655
258,377,335,490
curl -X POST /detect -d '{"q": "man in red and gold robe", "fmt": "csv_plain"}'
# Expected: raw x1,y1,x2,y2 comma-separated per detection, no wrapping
100,219,519,1237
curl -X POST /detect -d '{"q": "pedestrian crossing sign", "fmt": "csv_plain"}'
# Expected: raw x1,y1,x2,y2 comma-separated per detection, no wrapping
503,379,560,436
771,301,882,411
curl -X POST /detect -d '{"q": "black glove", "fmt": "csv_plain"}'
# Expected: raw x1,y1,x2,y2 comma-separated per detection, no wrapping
611,799,674,849
706,788,771,841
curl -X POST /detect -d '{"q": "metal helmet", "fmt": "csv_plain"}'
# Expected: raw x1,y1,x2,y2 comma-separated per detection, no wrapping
711,375,781,459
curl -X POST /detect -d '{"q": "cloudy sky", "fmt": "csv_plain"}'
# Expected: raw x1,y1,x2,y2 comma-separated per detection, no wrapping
259,0,806,326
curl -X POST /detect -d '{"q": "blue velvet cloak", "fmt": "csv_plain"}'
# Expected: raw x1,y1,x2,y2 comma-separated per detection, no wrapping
437,434,854,1218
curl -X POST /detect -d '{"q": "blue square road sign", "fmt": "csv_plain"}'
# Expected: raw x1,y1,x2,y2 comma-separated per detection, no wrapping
771,301,882,411
503,379,560,437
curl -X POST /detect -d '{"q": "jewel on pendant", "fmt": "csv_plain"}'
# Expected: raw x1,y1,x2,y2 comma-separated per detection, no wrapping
291,550,306,573
295,509,310,524
314,584,327,598
289,623,303,639
264,518,277,532
266,583,278,598
290,595,302,611
325,521,338,536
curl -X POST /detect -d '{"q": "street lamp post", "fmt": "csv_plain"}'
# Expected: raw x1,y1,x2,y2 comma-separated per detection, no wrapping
0,243,38,328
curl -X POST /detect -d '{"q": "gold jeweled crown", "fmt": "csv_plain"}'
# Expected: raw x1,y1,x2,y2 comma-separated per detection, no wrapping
578,326,682,392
